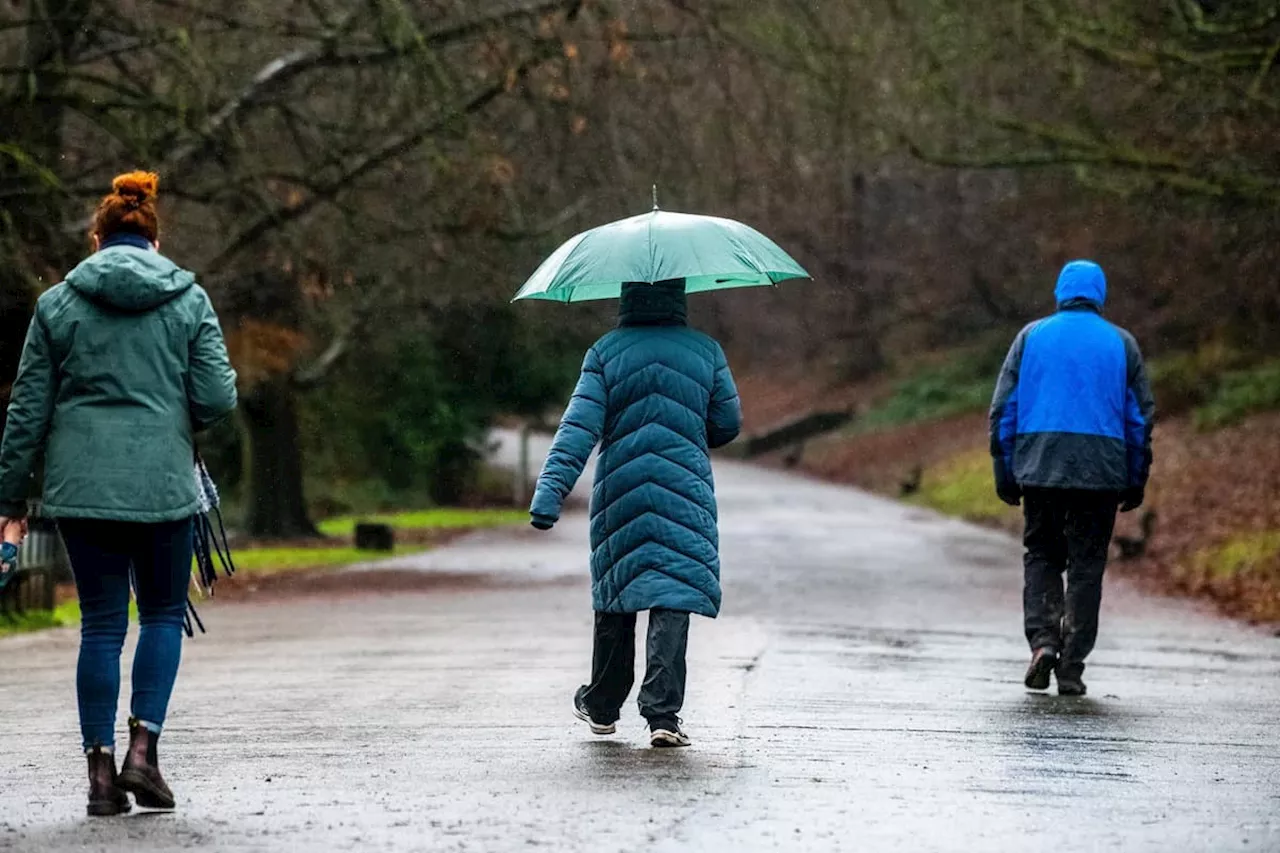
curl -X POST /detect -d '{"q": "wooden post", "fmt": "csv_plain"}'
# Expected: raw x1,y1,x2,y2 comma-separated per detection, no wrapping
513,423,532,508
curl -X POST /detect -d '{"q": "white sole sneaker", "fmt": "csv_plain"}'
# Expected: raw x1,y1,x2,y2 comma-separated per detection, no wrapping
649,728,691,748
573,705,616,735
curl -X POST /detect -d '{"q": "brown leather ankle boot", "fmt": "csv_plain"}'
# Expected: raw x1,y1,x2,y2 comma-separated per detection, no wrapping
86,746,131,817
117,718,175,810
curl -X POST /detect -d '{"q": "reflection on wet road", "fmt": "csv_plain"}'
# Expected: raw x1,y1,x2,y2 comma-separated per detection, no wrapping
1,452,1277,851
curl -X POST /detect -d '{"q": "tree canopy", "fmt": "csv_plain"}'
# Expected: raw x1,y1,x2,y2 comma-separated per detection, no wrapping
3,0,1276,533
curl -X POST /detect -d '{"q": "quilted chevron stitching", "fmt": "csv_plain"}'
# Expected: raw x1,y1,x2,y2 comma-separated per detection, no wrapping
605,418,709,461
592,478,717,525
599,547,719,611
595,445,715,498
594,509,719,559
599,330,716,366
609,362,711,406
607,395,709,444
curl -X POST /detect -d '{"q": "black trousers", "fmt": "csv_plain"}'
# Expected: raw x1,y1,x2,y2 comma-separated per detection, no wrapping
1022,488,1119,675
579,609,689,727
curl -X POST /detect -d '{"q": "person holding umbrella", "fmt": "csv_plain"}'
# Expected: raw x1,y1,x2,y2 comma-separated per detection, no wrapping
518,199,808,747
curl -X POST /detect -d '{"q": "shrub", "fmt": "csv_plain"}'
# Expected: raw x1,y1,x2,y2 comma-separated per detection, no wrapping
909,450,1017,524
1148,342,1251,417
1193,531,1280,581
857,346,1002,432
1194,360,1280,430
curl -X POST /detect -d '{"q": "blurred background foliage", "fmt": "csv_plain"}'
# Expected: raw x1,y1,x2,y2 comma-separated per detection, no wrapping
1,0,1277,541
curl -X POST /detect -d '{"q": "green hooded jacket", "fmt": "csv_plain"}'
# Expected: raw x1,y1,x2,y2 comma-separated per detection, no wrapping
0,243,237,521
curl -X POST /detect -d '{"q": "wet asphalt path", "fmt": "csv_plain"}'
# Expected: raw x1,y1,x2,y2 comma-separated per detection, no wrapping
1,441,1278,852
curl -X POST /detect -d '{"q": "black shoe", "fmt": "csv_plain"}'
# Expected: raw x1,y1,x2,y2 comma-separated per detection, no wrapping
648,719,691,748
573,687,616,735
117,718,175,810
86,747,131,817
1056,663,1087,697
1024,647,1058,691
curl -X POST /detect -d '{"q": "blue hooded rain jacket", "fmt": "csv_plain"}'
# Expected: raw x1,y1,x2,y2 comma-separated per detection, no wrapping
989,260,1155,493
530,280,742,618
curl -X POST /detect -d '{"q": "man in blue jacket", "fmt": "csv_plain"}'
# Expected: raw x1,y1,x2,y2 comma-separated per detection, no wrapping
990,260,1154,696
530,279,741,747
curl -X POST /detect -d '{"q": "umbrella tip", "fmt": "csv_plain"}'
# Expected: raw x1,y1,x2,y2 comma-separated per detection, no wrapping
652,184,659,211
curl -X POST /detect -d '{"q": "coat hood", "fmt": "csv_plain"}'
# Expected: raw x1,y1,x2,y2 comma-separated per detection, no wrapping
1054,260,1107,309
618,279,687,327
65,246,196,312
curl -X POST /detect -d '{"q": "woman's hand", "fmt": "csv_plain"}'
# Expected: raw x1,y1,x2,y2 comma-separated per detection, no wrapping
0,517,28,545
0,517,24,576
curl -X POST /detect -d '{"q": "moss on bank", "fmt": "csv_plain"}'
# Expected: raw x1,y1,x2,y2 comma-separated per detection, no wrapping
908,450,1019,525
1193,531,1280,581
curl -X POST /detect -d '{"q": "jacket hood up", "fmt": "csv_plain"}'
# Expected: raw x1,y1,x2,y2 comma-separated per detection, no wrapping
1054,260,1107,309
65,246,196,312
618,278,688,327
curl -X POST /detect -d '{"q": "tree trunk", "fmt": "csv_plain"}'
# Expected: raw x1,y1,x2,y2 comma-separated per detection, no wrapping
0,1,88,442
0,273,37,437
3,0,88,272
240,378,319,538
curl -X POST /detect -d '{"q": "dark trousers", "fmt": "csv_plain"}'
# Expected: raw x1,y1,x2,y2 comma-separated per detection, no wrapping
60,518,193,751
1022,488,1118,675
579,609,690,728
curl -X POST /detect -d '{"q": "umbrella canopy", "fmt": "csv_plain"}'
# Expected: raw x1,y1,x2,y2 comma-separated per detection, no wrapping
512,209,810,303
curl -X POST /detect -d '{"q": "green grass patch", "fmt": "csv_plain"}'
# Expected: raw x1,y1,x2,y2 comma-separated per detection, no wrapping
316,507,524,539
908,451,1016,523
1193,359,1280,431
1193,530,1280,581
0,600,104,638
0,507,520,639
231,544,428,576
0,546,423,638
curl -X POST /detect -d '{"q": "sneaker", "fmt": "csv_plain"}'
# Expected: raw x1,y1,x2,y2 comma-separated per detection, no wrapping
572,689,616,735
1024,647,1059,691
1056,664,1087,697
649,720,691,748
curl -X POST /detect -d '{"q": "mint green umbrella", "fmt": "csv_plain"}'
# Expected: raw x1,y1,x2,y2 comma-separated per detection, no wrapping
512,206,810,303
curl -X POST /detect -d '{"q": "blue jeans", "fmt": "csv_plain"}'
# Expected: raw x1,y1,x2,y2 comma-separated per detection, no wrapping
60,518,193,751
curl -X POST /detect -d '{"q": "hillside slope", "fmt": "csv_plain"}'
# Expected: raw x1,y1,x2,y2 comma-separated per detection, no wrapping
742,376,1280,626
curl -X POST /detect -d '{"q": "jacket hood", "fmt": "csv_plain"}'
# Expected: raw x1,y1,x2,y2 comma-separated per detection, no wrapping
1054,260,1107,309
65,246,196,312
618,279,687,327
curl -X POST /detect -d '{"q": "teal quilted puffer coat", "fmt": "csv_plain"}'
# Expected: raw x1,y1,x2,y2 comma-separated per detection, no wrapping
530,280,742,618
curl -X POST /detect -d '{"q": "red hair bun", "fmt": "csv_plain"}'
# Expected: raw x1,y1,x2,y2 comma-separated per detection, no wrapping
93,170,161,242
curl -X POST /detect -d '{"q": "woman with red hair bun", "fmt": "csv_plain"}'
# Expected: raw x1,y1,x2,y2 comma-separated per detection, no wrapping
0,171,238,815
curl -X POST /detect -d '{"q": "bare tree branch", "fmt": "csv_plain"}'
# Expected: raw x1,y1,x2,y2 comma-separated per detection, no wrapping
437,195,593,241
1177,0,1280,36
291,270,406,389
204,45,561,275
906,119,1280,206
158,0,581,178
1029,1,1280,112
